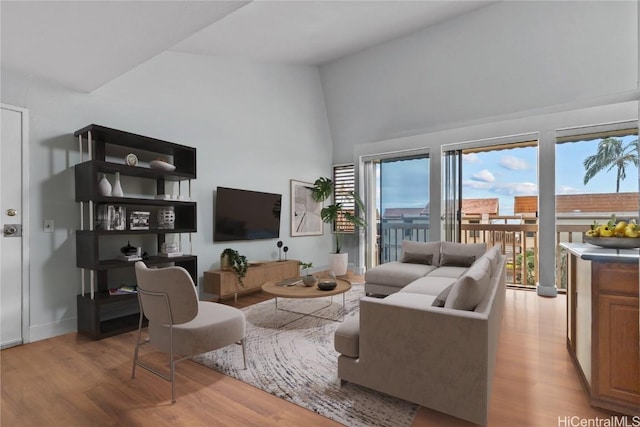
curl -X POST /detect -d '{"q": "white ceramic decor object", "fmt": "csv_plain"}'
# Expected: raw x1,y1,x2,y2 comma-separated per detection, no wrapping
149,160,176,172
112,172,124,197
98,174,111,196
126,153,138,166
157,206,175,229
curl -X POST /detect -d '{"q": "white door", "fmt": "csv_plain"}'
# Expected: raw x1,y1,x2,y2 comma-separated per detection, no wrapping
1,104,29,349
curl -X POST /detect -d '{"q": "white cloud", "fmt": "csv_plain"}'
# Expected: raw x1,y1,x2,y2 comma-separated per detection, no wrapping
499,155,529,170
471,169,495,182
463,152,481,164
463,180,492,190
491,182,538,195
557,185,581,195
463,180,537,196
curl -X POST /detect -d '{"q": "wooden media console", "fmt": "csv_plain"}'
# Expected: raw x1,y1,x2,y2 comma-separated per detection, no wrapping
203,259,299,302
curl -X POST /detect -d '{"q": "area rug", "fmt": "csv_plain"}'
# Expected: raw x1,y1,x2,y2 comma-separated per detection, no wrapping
193,283,418,427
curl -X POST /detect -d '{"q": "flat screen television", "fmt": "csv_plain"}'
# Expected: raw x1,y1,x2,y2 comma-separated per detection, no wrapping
214,186,282,242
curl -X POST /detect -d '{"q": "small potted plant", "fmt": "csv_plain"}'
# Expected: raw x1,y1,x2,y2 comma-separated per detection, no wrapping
220,248,248,288
299,261,317,287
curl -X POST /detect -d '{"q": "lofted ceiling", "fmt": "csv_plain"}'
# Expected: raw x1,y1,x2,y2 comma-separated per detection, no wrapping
1,1,497,93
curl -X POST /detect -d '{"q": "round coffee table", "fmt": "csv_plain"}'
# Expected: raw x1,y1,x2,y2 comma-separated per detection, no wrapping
262,278,351,322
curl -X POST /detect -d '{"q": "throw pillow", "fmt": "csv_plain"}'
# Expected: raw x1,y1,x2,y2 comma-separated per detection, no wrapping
401,253,433,265
444,257,491,311
440,253,476,267
440,241,487,262
431,283,454,307
482,245,500,276
401,240,442,266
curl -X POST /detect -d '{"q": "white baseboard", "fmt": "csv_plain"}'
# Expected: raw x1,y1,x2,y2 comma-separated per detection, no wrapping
28,317,77,343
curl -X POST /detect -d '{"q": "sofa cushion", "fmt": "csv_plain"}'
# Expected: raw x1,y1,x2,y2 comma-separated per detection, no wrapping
432,283,454,307
401,240,441,266
440,241,487,263
425,266,468,279
401,252,433,265
383,292,437,310
365,262,437,288
440,253,476,267
334,313,360,358
399,276,457,296
444,257,491,311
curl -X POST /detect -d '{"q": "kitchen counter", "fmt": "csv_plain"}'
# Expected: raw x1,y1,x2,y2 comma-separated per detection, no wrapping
560,242,639,263
561,243,639,415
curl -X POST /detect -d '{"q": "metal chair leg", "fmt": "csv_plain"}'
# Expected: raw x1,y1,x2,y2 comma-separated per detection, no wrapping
131,312,145,379
170,357,176,404
241,338,247,369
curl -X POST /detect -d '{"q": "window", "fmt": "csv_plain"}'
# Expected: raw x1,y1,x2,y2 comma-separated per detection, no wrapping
333,164,356,233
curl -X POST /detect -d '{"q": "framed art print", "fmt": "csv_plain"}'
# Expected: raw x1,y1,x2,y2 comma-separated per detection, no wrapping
290,179,323,237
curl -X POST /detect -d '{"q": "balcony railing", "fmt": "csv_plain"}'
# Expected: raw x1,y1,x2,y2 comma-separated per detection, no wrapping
375,215,616,290
460,222,539,287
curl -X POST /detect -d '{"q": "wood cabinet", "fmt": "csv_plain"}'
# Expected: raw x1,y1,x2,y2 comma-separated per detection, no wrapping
563,243,639,416
203,260,299,301
591,261,639,412
74,124,197,339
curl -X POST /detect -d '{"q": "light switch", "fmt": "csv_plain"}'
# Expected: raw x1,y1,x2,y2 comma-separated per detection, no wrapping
44,219,54,233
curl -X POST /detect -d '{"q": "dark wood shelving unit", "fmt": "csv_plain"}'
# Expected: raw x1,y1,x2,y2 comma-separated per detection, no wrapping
74,124,197,339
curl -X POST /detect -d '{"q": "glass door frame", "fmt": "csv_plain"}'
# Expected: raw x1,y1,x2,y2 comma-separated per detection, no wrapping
359,148,430,270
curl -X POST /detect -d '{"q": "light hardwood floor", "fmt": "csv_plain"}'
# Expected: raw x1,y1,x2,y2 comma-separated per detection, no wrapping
1,286,618,426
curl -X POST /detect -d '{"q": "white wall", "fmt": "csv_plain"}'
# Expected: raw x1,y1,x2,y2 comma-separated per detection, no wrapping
319,0,638,292
1,51,335,341
320,1,638,162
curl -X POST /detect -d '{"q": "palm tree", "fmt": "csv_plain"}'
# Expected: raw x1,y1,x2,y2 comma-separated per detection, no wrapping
583,137,639,193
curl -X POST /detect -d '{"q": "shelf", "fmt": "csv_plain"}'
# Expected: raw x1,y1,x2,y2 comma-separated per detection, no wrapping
77,160,194,181
74,124,196,177
78,255,198,271
75,161,194,202
77,228,197,237
77,292,147,339
80,290,138,303
84,196,195,206
74,124,197,340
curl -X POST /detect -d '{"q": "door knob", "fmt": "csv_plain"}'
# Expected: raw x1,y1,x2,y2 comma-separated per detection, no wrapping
6,209,17,216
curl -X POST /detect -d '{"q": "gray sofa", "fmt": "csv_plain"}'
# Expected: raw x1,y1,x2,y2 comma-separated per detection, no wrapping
334,241,506,426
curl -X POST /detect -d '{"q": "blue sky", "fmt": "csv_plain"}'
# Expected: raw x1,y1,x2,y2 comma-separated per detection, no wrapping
378,135,638,215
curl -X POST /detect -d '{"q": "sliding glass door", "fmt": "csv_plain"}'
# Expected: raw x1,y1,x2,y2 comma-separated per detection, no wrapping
442,149,462,242
372,155,430,265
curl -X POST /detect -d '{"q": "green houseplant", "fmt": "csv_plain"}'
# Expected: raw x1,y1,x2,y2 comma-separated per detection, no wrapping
311,177,366,275
220,248,248,288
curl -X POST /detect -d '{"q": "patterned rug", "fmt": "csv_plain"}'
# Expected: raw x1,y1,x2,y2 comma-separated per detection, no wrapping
193,283,418,427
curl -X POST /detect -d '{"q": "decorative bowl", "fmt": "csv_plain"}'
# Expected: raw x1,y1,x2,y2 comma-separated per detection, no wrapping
149,159,176,172
584,236,640,249
317,281,337,291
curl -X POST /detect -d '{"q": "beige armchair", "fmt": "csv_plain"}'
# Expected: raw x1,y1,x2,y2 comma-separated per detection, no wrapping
132,261,246,403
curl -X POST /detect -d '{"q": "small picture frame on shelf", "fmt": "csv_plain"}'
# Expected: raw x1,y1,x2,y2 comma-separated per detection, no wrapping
129,211,150,230
96,205,126,231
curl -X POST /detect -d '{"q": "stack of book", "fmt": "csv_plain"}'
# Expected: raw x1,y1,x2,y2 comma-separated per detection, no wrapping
117,254,142,262
158,252,183,258
109,285,138,296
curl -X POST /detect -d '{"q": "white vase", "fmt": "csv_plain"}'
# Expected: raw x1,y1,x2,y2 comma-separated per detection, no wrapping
98,174,111,196
112,172,124,197
302,275,318,287
328,252,349,276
